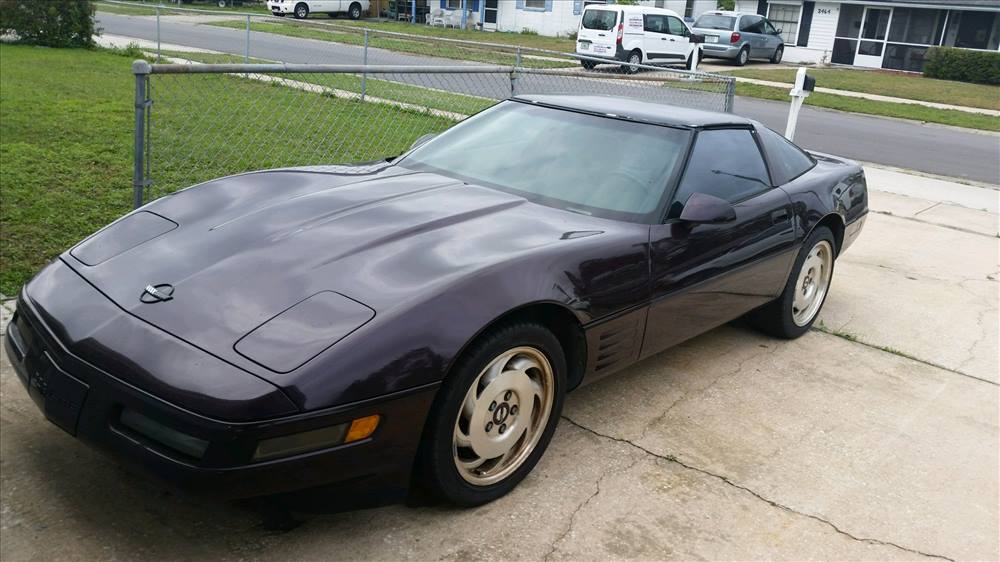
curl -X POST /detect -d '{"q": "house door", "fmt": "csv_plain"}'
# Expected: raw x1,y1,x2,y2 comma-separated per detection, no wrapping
854,7,891,68
484,0,498,30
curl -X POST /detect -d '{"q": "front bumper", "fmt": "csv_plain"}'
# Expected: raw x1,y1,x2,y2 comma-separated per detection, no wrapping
5,262,438,502
267,2,293,14
700,43,741,59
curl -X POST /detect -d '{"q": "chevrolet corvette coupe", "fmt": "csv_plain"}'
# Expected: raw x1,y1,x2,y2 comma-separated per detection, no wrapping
6,95,867,507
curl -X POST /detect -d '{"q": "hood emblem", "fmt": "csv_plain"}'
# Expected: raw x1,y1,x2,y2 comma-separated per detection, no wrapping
141,284,174,303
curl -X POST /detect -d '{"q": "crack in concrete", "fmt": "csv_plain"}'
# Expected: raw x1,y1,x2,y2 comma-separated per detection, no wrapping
637,346,778,442
542,455,641,562
560,416,957,562
813,326,998,387
869,209,997,238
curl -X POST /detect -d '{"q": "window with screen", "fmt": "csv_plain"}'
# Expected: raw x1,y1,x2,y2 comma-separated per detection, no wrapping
524,0,546,9
667,129,771,220
767,4,799,44
447,0,461,9
755,125,814,185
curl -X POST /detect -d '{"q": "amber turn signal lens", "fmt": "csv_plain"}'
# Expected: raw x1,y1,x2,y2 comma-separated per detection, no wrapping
345,414,380,443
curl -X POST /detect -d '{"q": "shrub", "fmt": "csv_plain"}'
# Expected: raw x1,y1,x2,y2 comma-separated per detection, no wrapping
923,47,1000,85
0,0,96,48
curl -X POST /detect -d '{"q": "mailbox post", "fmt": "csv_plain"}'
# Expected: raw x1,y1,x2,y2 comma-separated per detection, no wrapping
785,67,815,141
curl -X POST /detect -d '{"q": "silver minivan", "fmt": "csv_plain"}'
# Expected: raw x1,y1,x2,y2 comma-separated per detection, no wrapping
692,11,784,66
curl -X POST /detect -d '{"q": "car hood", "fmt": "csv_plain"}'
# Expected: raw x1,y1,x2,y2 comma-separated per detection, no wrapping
63,167,611,382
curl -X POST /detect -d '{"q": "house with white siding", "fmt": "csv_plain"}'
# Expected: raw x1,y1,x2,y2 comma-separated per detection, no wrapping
731,0,1000,70
423,0,717,37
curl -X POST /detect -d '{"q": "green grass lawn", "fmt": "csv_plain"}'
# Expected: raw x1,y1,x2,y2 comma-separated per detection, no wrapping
726,67,1000,111
156,48,496,115
207,20,573,68
0,45,455,295
96,0,271,16
735,82,1000,131
330,19,576,52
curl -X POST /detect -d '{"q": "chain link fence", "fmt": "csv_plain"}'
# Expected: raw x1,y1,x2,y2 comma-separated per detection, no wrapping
110,1,735,206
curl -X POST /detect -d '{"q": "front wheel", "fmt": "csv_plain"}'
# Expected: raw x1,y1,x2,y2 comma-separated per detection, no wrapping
417,323,566,506
770,45,784,64
348,2,362,19
293,2,308,18
746,226,836,339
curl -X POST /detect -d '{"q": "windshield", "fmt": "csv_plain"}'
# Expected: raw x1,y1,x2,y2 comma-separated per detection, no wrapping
397,101,690,223
694,14,736,30
581,8,618,31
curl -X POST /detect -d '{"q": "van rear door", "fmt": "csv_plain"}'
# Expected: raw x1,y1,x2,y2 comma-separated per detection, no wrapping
577,7,620,58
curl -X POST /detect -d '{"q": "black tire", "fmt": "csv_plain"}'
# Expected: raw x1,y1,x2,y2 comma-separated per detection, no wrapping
621,49,642,74
734,46,749,66
348,2,362,19
746,226,836,339
580,59,597,70
770,45,784,64
217,0,227,7
274,13,285,16
293,2,308,18
416,322,567,507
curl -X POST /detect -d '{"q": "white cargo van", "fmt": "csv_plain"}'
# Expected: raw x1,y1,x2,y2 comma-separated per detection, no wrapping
576,4,700,73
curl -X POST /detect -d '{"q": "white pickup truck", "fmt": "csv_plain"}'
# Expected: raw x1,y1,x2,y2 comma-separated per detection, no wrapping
267,0,368,20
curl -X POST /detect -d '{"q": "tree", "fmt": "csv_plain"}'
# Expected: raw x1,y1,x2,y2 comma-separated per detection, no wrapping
716,0,735,10
0,0,96,48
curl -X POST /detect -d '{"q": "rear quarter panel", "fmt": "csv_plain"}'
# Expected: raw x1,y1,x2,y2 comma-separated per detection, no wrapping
782,152,868,253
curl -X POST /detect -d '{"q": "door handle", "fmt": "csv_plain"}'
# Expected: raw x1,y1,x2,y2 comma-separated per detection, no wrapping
771,209,790,224
669,38,675,41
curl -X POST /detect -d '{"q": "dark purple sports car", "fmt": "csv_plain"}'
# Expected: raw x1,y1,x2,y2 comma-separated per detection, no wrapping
6,95,867,507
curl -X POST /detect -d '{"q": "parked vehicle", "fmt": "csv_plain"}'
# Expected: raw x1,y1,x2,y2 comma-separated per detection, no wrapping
692,10,785,65
7,95,867,508
576,4,702,73
267,0,367,19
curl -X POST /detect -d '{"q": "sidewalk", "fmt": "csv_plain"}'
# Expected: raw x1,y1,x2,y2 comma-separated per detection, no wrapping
732,75,1000,117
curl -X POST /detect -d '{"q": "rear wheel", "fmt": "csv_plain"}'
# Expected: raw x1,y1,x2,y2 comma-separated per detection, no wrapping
770,45,784,64
348,2,362,19
293,2,308,18
621,49,642,74
580,59,597,70
734,46,749,66
746,226,836,339
417,323,566,506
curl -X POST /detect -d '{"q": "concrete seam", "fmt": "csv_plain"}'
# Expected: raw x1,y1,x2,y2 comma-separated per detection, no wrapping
812,326,999,387
560,416,957,562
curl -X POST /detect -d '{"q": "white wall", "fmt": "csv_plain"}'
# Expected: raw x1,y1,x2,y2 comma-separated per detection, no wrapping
496,0,582,37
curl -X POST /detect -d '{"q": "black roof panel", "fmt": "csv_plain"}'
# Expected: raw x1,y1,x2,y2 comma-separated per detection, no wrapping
512,94,753,129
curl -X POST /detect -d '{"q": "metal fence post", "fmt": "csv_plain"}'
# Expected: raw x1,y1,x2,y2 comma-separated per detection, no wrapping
361,30,369,102
724,78,735,113
244,14,251,63
509,47,521,97
132,60,152,210
155,6,161,62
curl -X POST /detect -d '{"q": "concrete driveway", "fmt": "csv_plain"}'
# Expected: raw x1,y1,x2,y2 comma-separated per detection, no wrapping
1,166,996,561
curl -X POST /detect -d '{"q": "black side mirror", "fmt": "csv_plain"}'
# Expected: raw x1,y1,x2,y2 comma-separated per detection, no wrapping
409,133,437,151
678,193,737,224
690,33,705,44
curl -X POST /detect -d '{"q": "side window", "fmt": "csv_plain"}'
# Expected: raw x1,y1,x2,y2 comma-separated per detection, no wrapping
764,19,778,35
666,16,688,36
740,15,762,33
755,125,815,185
644,14,665,33
667,129,771,219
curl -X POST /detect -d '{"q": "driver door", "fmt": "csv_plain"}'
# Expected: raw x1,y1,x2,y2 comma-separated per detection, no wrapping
640,127,796,358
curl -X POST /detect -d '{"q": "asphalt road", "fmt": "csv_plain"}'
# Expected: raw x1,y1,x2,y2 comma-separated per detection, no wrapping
97,12,1000,184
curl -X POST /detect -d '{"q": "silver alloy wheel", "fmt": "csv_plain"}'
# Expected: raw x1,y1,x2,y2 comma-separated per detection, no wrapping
774,46,783,63
453,346,554,486
792,240,833,326
350,4,361,18
628,52,641,73
295,4,307,17
739,48,749,65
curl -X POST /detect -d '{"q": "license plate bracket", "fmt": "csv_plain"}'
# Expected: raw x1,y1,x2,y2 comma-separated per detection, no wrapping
28,353,89,435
